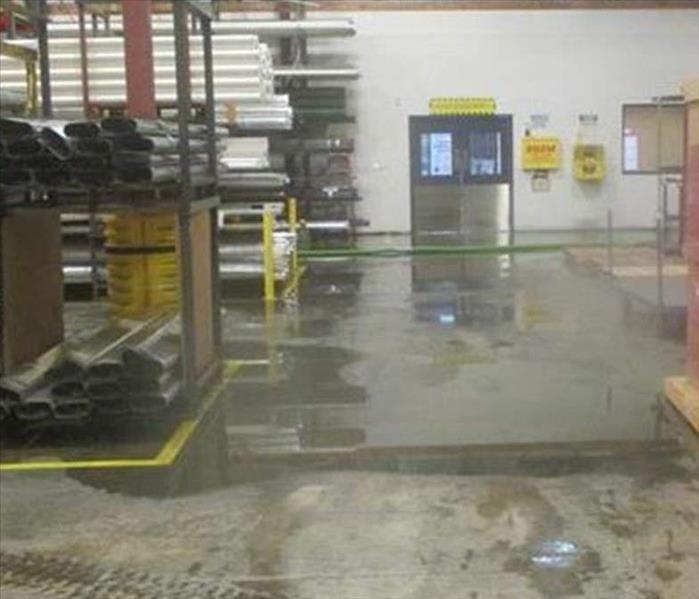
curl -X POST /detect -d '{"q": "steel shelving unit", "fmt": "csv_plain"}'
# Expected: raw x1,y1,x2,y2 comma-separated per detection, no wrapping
0,0,223,410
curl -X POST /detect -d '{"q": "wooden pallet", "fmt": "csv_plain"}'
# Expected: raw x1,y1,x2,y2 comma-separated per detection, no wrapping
665,377,699,435
565,246,687,278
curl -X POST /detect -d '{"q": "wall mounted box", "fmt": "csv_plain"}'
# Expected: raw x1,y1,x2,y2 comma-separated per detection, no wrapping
573,144,606,182
522,136,561,171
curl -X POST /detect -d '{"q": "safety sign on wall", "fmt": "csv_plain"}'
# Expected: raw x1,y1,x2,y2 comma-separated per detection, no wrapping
429,97,496,115
521,137,562,171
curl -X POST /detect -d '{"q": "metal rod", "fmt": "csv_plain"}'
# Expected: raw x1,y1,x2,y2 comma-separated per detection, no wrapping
65,121,101,138
39,125,73,159
37,0,52,118
173,0,197,402
273,67,359,80
201,13,223,356
77,0,92,118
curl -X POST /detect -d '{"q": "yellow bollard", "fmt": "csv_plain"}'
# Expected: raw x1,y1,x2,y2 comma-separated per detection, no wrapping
288,197,299,285
262,205,275,303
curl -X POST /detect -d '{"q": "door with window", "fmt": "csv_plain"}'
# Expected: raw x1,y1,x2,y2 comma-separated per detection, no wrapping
409,114,513,247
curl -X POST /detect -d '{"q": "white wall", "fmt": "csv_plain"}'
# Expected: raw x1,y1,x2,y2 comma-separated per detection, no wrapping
310,10,699,232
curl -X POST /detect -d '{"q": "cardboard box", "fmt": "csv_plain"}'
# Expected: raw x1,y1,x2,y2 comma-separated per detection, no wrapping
1,211,64,375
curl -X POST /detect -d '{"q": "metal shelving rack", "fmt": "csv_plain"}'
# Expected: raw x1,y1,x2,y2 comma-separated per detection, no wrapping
1,0,223,409
272,2,364,248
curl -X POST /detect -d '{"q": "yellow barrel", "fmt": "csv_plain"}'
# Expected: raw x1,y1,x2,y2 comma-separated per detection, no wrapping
104,214,179,317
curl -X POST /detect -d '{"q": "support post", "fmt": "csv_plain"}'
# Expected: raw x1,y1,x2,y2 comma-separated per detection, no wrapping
173,0,197,402
122,0,156,118
263,206,276,303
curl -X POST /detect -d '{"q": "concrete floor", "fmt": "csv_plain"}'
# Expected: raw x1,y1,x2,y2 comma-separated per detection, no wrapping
1,250,698,598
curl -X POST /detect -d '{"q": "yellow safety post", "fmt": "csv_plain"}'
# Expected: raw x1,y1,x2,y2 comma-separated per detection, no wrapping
25,60,38,116
262,205,276,303
288,196,299,286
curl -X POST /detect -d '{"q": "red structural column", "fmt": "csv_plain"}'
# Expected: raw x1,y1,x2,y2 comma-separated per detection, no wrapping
122,0,157,118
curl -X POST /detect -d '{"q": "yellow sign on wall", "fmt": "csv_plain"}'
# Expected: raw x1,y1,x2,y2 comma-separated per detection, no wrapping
521,137,562,171
429,97,496,115
573,144,606,181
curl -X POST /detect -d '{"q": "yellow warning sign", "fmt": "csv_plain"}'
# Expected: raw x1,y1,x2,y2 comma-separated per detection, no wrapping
429,97,496,116
521,137,562,171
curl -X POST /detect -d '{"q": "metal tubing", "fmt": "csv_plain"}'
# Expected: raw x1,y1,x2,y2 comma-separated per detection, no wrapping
0,117,36,138
37,0,52,117
77,0,91,117
111,135,178,153
64,121,101,138
121,325,180,380
12,395,54,422
73,138,112,155
130,379,180,414
100,117,168,136
40,125,73,159
0,399,11,422
117,164,207,184
207,18,356,37
6,137,43,157
0,169,32,186
67,155,109,170
86,360,125,380
72,169,115,186
274,67,359,80
52,397,91,420
173,0,197,402
35,168,72,186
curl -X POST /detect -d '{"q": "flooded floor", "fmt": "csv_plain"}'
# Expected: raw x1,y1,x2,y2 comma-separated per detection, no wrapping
1,249,698,598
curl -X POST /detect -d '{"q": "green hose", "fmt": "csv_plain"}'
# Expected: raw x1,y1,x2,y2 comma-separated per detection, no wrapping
298,242,602,260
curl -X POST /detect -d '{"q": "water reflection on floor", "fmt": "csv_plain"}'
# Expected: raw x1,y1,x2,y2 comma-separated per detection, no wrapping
223,253,684,454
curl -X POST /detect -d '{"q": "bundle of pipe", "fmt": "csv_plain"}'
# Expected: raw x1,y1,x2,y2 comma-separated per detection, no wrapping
219,137,269,172
1,117,220,189
218,172,289,190
47,16,356,38
0,34,276,109
0,315,182,425
219,95,293,131
93,319,181,415
0,118,72,189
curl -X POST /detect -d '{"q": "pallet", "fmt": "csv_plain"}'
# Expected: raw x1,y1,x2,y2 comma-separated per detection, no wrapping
565,246,687,278
664,377,699,435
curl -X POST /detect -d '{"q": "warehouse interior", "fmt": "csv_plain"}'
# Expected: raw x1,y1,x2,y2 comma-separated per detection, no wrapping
1,1,698,598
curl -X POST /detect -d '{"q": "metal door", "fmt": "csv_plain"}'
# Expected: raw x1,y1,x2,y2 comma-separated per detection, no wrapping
409,115,513,247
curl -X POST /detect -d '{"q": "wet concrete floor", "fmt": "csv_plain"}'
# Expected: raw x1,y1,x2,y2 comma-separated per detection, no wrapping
1,251,698,598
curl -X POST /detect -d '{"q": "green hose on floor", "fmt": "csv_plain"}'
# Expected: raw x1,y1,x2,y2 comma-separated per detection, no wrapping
298,242,603,260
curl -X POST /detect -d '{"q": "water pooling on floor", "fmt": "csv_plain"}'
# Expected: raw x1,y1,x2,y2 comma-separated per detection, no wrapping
223,253,685,454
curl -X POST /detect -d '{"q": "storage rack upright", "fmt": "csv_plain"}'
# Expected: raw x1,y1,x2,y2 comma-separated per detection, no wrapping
0,0,223,412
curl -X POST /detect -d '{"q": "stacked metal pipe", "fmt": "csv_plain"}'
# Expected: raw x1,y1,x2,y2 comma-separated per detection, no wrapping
0,116,216,195
0,316,182,426
0,29,290,129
